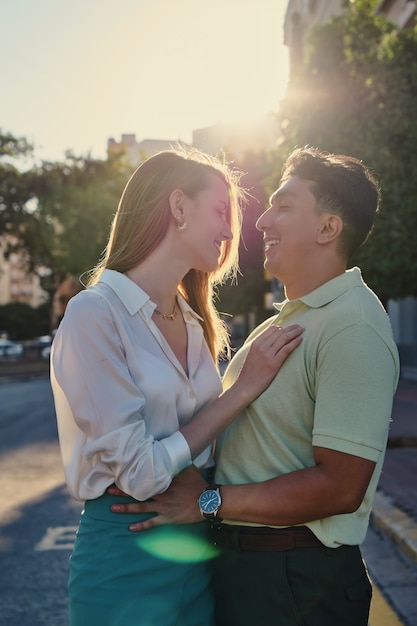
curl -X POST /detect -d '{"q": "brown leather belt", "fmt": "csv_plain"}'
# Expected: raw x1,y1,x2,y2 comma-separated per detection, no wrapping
210,524,323,552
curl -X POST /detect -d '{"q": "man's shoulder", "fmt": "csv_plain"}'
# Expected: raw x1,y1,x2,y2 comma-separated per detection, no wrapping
340,281,390,326
248,315,279,341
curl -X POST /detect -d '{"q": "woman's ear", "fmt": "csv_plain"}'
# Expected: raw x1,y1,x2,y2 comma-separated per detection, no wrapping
317,214,343,245
169,189,186,222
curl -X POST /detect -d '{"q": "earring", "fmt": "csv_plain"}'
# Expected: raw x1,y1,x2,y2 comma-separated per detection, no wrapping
177,218,187,232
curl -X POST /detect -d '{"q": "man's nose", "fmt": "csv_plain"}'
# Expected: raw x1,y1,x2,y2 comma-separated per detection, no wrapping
256,208,271,232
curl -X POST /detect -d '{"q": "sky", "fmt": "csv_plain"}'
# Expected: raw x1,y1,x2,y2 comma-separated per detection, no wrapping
1,0,289,162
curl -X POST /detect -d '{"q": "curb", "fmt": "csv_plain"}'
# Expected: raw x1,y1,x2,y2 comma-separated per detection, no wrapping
371,490,417,564
0,362,50,385
388,437,417,448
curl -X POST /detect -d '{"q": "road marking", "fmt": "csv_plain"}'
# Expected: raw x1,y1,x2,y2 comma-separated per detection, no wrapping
35,526,77,551
369,583,406,626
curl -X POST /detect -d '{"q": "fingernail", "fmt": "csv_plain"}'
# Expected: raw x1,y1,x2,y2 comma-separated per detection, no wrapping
111,504,122,511
129,524,139,531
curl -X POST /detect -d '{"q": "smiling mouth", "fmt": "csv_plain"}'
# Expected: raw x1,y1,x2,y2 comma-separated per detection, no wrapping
264,239,280,251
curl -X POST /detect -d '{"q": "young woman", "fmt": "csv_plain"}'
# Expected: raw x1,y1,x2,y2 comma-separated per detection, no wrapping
50,147,302,626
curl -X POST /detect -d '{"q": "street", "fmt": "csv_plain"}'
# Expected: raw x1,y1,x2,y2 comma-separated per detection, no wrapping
0,378,416,625
0,379,81,626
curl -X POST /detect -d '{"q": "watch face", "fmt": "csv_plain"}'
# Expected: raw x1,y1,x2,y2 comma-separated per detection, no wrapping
199,489,221,513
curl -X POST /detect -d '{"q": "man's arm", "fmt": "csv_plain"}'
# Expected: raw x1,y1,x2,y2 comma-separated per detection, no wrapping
109,447,375,530
217,447,375,526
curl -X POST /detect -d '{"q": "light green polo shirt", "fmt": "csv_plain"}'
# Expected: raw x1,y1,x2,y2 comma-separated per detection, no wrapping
215,267,400,548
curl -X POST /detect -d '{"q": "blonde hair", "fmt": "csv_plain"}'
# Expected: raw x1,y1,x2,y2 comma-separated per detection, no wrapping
87,147,245,360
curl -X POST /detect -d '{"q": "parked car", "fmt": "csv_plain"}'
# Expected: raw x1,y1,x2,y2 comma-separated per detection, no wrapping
26,335,53,359
0,338,24,359
41,345,51,361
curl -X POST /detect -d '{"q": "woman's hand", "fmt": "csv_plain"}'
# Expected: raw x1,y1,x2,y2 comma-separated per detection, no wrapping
107,466,207,531
232,324,303,403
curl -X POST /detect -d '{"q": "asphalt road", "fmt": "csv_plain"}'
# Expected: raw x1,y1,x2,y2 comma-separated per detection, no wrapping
0,379,81,626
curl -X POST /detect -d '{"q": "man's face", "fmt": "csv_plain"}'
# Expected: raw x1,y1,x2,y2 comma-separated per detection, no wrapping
256,175,325,283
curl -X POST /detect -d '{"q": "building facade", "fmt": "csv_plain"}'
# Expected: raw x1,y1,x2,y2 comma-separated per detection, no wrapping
107,134,185,168
0,244,47,308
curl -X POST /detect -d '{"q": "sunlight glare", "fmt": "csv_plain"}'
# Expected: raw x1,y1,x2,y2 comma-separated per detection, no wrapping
1,0,289,160
136,526,219,563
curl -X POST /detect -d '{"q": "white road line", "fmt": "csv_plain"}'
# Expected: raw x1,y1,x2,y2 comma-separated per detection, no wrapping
35,526,77,551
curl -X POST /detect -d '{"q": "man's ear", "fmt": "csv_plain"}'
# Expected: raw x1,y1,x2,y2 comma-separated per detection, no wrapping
317,214,343,245
169,189,186,222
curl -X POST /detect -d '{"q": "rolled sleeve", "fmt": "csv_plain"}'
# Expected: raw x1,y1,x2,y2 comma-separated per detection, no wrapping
52,291,192,501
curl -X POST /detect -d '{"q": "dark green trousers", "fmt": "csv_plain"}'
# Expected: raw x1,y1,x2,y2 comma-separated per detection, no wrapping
214,544,372,626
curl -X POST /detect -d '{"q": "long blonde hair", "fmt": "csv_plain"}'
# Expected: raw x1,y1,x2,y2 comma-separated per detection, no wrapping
87,147,245,360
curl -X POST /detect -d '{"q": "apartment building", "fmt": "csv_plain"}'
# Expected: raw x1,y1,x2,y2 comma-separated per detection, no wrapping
0,245,47,308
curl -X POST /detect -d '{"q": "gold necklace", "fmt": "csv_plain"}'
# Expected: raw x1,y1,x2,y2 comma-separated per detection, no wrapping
154,301,177,321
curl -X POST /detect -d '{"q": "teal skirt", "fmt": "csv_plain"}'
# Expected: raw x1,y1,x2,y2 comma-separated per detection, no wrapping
69,493,218,626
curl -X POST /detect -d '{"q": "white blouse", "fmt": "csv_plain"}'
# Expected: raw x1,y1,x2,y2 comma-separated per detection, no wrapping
51,269,221,502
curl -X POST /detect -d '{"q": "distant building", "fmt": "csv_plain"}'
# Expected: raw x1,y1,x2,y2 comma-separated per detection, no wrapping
192,114,279,159
0,243,47,308
376,0,416,28
107,134,187,168
283,0,345,74
108,119,281,167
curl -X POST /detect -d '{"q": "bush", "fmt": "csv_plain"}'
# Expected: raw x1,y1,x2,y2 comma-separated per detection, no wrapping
0,301,51,340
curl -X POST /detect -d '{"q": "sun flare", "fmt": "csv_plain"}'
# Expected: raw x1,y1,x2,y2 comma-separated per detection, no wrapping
2,0,289,160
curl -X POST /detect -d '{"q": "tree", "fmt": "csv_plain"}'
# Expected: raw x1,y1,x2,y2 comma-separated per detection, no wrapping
32,152,127,294
0,130,129,327
0,302,50,340
0,130,40,262
278,0,417,301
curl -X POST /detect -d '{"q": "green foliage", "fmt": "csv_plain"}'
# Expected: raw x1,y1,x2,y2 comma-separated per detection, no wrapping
0,301,50,340
0,130,33,158
0,131,53,304
279,0,417,300
0,133,128,303
32,153,127,285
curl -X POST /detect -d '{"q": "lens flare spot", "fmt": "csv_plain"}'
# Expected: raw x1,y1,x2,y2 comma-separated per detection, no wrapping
135,527,219,563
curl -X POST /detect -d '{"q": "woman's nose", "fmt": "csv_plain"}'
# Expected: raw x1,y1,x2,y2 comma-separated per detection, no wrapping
222,222,233,241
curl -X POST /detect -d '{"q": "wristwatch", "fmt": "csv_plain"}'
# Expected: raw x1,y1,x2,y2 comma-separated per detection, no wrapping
198,484,222,523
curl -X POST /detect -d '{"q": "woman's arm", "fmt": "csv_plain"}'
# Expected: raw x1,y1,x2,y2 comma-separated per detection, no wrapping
180,324,303,459
53,289,302,501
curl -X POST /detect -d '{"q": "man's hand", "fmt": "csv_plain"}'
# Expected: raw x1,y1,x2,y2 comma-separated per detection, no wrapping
107,466,207,531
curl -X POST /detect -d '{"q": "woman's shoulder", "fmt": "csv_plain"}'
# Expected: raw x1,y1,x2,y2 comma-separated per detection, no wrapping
64,284,113,322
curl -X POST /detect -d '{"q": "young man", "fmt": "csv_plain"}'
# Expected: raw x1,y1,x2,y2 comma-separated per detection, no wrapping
111,148,399,626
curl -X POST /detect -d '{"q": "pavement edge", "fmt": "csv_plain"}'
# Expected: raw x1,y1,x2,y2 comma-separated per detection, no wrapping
371,490,417,564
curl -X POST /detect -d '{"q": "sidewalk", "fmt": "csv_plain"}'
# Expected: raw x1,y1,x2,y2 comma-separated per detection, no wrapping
371,378,417,564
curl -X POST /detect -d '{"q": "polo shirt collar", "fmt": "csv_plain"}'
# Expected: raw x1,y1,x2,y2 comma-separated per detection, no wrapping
273,267,364,312
98,269,203,322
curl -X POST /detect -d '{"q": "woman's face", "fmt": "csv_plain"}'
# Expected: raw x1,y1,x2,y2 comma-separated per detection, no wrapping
181,173,233,273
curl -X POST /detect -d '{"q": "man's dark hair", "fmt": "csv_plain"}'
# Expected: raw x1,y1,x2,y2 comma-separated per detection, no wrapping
281,147,380,259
